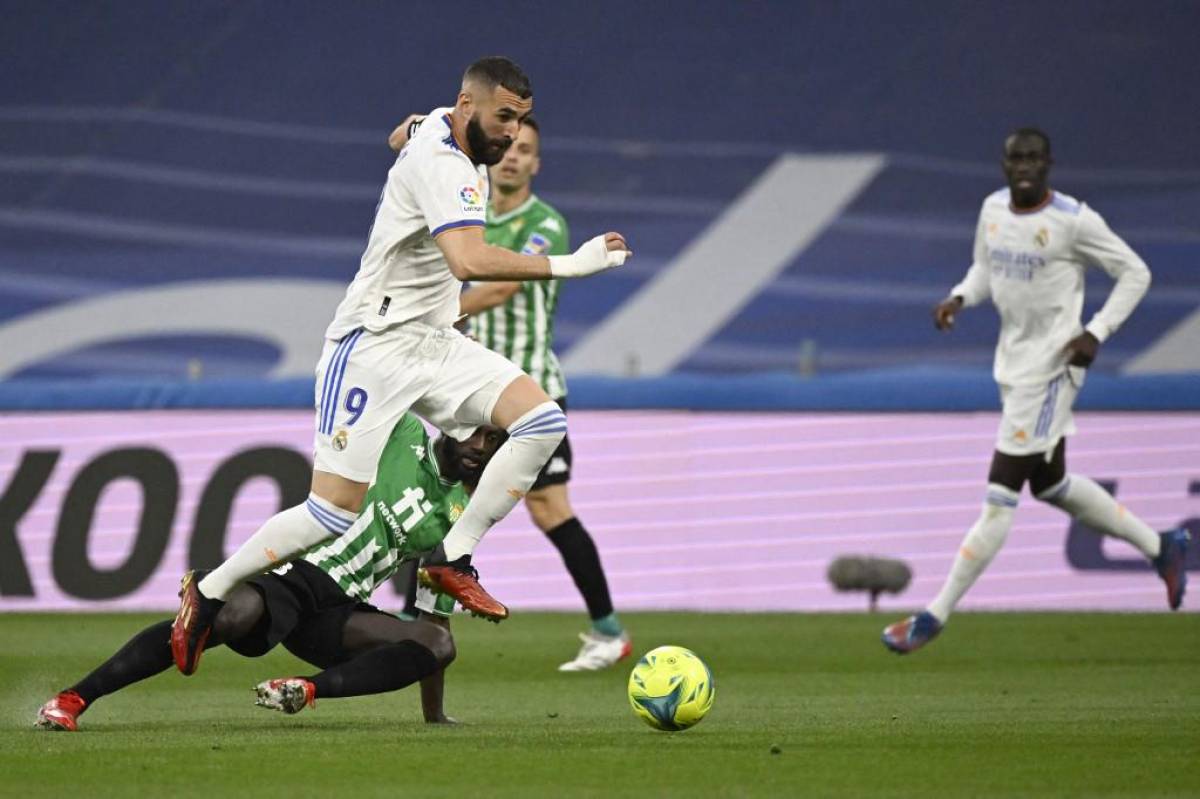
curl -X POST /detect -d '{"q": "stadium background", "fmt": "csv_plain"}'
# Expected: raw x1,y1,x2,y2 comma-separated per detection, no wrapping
1,0,1198,614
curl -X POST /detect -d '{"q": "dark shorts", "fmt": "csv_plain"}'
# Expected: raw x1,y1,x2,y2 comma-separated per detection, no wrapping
230,560,390,670
531,397,572,490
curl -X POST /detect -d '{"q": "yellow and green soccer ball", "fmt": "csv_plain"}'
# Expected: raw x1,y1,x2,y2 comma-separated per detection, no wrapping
627,645,715,731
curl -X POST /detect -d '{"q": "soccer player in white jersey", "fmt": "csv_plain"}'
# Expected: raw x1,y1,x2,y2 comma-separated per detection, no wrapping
390,116,630,671
171,56,632,676
882,128,1190,654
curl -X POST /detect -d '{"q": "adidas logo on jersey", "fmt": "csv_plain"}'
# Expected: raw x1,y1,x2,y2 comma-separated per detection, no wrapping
545,457,568,475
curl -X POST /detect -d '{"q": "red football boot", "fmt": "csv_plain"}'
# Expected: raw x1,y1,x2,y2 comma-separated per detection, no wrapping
420,558,509,622
171,570,225,675
35,690,87,731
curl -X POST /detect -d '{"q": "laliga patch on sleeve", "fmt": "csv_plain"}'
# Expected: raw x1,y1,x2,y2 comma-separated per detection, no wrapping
520,232,552,255
458,184,485,214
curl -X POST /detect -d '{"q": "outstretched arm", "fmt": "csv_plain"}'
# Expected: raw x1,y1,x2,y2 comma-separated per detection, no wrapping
436,226,628,282
459,216,571,316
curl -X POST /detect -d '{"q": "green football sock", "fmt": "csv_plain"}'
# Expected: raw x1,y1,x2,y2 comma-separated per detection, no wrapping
591,613,623,637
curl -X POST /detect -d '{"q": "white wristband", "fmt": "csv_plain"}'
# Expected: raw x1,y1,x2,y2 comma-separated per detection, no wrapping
548,235,627,278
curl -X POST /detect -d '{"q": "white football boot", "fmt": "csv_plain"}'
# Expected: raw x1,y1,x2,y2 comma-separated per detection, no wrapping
557,630,632,672
253,678,316,714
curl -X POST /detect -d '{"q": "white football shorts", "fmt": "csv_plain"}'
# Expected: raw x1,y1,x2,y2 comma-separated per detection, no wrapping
995,366,1085,459
312,322,523,483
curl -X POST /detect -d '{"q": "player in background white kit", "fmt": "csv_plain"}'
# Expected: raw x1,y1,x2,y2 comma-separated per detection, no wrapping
882,128,1190,654
171,57,632,676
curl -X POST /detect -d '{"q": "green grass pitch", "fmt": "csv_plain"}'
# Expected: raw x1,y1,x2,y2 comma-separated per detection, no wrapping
1,611,1196,798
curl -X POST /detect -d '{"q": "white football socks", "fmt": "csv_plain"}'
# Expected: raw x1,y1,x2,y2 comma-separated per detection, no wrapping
197,493,356,600
440,401,567,561
1037,474,1160,559
927,484,1018,623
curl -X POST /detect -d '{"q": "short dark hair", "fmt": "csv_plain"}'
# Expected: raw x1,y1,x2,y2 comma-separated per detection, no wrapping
521,114,539,135
463,56,532,99
1006,126,1051,155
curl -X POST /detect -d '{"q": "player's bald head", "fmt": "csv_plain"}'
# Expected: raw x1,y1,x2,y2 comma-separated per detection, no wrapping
462,56,532,100
1004,127,1051,158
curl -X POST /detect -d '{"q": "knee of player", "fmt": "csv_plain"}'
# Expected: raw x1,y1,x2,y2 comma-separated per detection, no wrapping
508,401,567,443
528,506,557,533
979,483,1021,518
212,585,263,640
526,496,571,532
425,622,456,666
1034,475,1071,507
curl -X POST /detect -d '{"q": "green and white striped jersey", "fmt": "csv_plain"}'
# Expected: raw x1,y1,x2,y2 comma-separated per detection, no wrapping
475,194,569,399
300,413,468,604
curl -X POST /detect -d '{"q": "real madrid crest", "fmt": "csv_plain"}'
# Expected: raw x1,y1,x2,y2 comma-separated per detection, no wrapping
1035,227,1049,248
332,428,349,451
449,503,464,523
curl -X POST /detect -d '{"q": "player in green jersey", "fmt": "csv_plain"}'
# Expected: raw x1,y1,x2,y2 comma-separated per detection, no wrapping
390,115,629,671
34,417,505,730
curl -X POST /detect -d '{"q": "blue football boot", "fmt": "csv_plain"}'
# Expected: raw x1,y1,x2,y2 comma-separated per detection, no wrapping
1152,528,1190,611
882,610,943,654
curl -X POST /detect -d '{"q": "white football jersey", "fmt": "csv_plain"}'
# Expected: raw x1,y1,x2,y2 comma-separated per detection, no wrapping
950,188,1150,386
325,108,489,339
